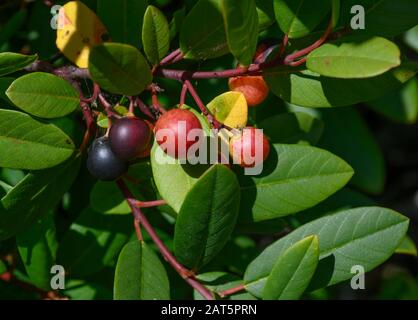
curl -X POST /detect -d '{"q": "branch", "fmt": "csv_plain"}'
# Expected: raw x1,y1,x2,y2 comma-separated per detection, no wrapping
116,179,214,300
217,284,246,298
159,49,184,66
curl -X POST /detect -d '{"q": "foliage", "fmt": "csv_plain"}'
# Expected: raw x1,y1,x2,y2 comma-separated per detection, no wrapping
0,0,417,301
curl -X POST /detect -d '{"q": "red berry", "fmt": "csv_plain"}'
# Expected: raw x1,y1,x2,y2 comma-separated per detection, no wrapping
229,127,270,168
109,116,152,161
228,76,269,107
154,109,203,159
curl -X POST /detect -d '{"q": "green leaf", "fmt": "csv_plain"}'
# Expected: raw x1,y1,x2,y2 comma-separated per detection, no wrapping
395,236,417,256
404,25,418,52
142,5,170,66
0,155,81,241
259,112,324,145
244,207,409,297
174,165,240,270
207,91,248,128
97,0,147,48
331,0,340,27
6,72,80,118
0,110,75,170
180,0,229,59
368,78,418,124
0,53,37,77
239,144,353,222
263,235,319,300
114,241,170,300
319,107,385,194
307,37,400,79
89,43,152,96
274,0,331,39
16,215,58,290
265,62,418,108
221,0,258,66
57,207,132,277
256,0,275,30
169,8,186,41
341,0,418,37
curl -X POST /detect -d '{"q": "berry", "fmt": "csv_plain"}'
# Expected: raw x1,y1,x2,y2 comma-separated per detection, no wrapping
229,127,270,168
87,137,128,181
109,116,152,161
228,75,269,107
154,108,203,159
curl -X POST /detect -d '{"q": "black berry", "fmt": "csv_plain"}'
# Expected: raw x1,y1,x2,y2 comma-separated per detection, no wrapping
87,137,128,181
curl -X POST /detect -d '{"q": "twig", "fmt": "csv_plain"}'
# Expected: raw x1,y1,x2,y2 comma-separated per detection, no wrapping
79,101,96,152
116,179,214,300
179,82,188,106
134,199,167,208
160,49,183,66
218,284,246,298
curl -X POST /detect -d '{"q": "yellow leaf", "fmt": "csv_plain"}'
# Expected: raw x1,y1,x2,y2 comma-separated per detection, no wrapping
207,91,248,128
56,1,108,68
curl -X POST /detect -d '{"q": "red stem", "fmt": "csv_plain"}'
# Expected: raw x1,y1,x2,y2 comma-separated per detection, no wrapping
116,179,214,300
135,199,167,208
160,49,183,66
179,82,188,106
284,20,333,64
218,284,246,298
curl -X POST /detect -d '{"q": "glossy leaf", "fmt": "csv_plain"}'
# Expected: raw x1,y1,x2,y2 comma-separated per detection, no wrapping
319,107,385,194
239,144,353,222
0,110,75,170
97,0,147,48
57,207,132,277
16,215,58,290
395,236,417,256
244,207,409,297
207,91,248,128
0,52,37,77
114,240,170,300
221,0,258,66
89,43,152,95
0,155,81,241
307,37,401,79
142,5,170,66
368,78,418,124
265,63,418,108
6,72,80,118
180,0,229,59
174,165,241,270
263,235,319,300
259,112,324,145
404,25,418,52
274,0,330,39
56,1,108,68
0,78,14,104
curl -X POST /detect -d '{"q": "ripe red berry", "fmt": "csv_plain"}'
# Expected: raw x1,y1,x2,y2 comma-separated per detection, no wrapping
154,108,203,159
109,116,152,161
87,137,128,181
228,76,269,107
229,127,270,168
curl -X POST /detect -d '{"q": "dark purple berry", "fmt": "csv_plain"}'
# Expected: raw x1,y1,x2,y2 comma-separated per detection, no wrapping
87,137,128,181
109,117,152,161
